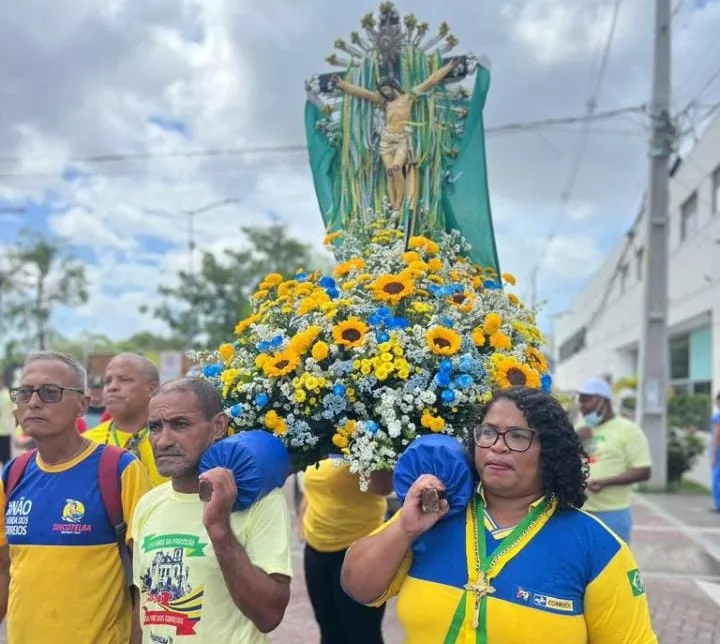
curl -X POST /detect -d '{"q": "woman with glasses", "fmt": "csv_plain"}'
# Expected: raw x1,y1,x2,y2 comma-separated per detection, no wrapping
341,387,657,643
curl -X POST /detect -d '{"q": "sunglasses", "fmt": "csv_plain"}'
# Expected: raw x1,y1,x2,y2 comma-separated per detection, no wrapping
10,385,85,405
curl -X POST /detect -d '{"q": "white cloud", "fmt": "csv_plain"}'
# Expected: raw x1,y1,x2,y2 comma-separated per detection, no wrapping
542,235,604,279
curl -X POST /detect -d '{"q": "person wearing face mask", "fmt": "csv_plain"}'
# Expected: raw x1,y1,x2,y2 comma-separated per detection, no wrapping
576,377,652,543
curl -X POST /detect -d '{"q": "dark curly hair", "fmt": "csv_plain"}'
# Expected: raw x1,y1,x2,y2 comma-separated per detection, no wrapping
462,386,588,510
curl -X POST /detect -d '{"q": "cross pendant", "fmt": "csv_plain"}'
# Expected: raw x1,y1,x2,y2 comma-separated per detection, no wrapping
464,572,495,629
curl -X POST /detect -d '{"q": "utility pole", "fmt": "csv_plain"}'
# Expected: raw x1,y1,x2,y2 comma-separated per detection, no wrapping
638,0,672,490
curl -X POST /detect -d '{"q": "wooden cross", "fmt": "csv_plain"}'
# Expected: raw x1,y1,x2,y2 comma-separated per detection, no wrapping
464,572,495,629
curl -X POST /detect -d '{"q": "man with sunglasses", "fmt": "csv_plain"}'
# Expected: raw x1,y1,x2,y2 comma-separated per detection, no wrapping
85,353,167,487
0,352,151,644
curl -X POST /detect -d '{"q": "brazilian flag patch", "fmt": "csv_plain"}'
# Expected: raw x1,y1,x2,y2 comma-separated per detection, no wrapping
627,569,645,597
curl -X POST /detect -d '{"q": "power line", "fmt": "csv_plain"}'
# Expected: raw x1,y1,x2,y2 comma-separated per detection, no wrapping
0,105,647,180
528,0,625,306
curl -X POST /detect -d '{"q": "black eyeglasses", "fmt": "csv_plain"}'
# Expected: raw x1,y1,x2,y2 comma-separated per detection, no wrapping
473,425,536,453
10,385,85,405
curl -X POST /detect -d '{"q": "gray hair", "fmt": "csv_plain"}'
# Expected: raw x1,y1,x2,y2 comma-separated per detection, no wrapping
109,352,160,384
24,352,87,391
152,377,223,421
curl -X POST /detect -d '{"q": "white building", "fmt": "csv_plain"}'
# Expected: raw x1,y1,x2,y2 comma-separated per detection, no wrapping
553,114,720,402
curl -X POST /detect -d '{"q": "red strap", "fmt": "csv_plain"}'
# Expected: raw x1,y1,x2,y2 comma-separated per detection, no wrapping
98,445,124,526
5,450,37,498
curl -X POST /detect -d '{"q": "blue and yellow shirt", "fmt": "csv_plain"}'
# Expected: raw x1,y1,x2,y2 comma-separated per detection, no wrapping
372,495,657,643
0,441,151,644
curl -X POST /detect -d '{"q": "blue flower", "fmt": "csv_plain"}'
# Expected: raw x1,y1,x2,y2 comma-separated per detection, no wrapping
377,331,390,343
484,280,501,290
364,420,379,435
455,374,474,389
541,373,553,393
387,317,409,330
202,364,223,378
441,389,457,404
270,335,284,349
255,393,269,408
319,276,336,289
257,340,270,352
439,359,454,373
369,312,383,327
333,383,346,397
441,317,455,328
458,355,475,372
296,271,308,282
449,283,465,293
435,371,452,387
327,287,340,299
428,284,441,295
229,404,244,418
377,306,392,319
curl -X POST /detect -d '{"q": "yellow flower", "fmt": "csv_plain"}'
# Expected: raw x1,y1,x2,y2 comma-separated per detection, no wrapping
334,258,365,278
421,411,446,432
262,350,300,378
527,347,548,373
255,354,270,368
493,357,540,389
277,280,299,298
502,272,517,285
218,343,234,363
333,319,368,349
411,301,433,315
426,327,462,356
471,328,486,347
294,389,307,403
490,331,512,351
289,326,322,355
252,289,269,301
332,433,349,448
263,273,283,287
372,274,414,304
483,312,502,335
402,251,422,264
311,341,330,362
428,257,443,272
508,293,520,306
264,410,288,436
323,231,342,245
408,236,440,254
234,313,261,336
448,291,475,313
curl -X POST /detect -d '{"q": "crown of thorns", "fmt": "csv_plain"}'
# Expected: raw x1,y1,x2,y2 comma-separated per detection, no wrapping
377,76,402,92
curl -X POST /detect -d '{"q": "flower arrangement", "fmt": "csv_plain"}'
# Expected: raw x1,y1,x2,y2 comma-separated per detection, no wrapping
201,210,551,486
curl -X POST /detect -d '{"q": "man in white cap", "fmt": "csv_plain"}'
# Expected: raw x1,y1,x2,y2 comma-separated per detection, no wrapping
577,377,652,543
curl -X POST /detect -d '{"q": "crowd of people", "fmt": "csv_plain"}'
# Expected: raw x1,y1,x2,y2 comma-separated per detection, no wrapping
0,350,663,643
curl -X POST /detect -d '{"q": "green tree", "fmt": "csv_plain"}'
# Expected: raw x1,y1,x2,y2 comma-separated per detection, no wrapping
146,224,316,349
4,230,89,350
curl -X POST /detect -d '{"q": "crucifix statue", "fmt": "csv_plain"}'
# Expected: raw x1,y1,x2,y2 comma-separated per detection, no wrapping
330,59,460,211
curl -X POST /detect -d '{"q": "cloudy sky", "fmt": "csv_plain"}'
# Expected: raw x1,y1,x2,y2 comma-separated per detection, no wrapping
1,0,719,344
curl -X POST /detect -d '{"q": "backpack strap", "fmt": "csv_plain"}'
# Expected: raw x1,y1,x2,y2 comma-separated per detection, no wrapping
98,445,133,590
4,450,37,498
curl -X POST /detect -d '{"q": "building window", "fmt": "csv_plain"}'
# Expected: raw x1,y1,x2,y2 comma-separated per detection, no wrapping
670,334,690,380
558,327,587,363
619,263,629,294
635,247,644,280
680,192,698,242
713,165,720,215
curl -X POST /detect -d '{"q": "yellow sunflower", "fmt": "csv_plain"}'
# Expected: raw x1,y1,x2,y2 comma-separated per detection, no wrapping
426,326,462,356
234,313,261,336
408,236,440,254
262,350,301,378
493,358,540,390
372,274,414,304
332,319,369,349
448,290,475,313
218,343,235,363
527,347,548,373
262,273,283,287
483,312,502,335
471,328,486,347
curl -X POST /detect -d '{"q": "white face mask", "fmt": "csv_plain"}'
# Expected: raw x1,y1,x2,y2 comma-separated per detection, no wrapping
582,400,606,428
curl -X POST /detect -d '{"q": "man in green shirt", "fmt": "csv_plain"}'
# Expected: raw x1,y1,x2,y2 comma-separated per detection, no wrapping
577,378,652,543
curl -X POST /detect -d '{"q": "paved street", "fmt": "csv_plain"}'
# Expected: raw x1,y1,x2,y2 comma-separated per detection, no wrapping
0,490,718,643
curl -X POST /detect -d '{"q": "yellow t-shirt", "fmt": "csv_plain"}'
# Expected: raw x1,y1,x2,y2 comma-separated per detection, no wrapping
303,458,387,552
132,485,292,643
0,442,151,643
86,421,168,487
584,416,652,512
